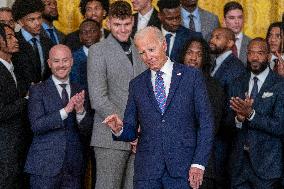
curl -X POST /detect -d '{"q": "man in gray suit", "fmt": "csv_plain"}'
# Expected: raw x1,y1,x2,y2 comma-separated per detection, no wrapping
87,1,146,189
180,0,219,40
223,1,251,65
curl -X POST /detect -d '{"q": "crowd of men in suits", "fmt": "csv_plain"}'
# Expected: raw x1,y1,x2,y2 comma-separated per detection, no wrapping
0,0,284,188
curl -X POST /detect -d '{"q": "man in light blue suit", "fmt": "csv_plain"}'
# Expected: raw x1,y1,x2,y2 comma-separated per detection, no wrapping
25,45,93,188
104,26,214,189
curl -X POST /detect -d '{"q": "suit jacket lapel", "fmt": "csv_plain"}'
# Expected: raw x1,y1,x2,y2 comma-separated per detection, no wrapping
255,70,275,102
0,62,17,89
164,63,183,112
145,69,163,114
47,77,64,109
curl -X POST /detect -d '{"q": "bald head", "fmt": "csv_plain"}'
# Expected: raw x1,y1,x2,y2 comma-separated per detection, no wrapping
48,44,73,81
214,27,235,42
248,37,268,53
209,27,236,54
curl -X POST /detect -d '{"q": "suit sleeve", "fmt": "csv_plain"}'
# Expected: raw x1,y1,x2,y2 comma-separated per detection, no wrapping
249,85,284,137
28,85,64,135
113,80,139,142
87,45,121,118
192,70,214,166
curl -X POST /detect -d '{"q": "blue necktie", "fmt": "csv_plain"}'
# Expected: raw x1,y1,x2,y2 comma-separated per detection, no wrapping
47,28,57,44
154,71,167,114
165,33,172,56
31,37,42,75
250,77,258,99
189,14,196,32
59,84,69,106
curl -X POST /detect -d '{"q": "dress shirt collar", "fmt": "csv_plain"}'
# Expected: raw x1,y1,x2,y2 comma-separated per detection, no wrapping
21,28,40,42
100,28,105,41
235,32,243,41
138,7,153,20
0,58,14,72
52,75,70,86
42,22,54,30
161,27,176,37
250,66,269,85
216,50,232,67
83,45,89,56
151,57,173,79
181,6,199,19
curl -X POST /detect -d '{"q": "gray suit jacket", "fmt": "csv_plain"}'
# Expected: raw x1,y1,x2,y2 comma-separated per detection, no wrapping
239,34,251,66
199,8,220,40
87,34,146,150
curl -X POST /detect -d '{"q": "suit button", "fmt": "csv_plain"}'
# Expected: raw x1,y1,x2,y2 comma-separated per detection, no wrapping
162,120,165,123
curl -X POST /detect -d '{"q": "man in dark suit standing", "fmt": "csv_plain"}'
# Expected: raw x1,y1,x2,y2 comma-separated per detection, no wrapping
223,1,251,65
180,0,219,40
11,0,54,88
0,23,30,189
157,0,202,63
131,0,161,37
209,27,246,188
229,38,284,189
41,0,65,45
25,44,93,188
103,26,214,189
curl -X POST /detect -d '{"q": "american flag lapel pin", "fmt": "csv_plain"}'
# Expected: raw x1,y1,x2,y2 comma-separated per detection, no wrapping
177,72,182,76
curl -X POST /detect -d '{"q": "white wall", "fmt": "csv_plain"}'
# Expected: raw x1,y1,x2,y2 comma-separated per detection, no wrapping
0,0,15,7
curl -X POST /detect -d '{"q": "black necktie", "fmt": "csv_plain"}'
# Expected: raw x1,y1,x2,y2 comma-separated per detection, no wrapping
210,59,217,74
189,14,196,32
250,77,258,99
273,58,279,72
165,33,172,56
47,28,57,44
31,38,42,75
59,84,69,106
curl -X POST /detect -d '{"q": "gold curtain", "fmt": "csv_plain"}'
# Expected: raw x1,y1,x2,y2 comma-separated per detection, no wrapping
55,0,283,38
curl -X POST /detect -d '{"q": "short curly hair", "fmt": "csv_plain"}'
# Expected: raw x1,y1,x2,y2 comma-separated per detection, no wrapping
108,1,132,20
12,0,45,21
80,0,109,16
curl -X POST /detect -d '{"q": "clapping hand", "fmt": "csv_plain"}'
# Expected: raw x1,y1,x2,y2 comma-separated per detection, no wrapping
189,167,204,189
230,93,254,119
64,90,85,113
103,114,123,134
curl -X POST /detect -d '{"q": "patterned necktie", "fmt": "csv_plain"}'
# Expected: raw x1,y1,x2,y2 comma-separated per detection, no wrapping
188,14,196,32
31,37,42,75
165,33,172,56
210,59,217,75
250,77,258,99
59,84,69,106
232,44,238,57
47,28,57,44
154,71,167,114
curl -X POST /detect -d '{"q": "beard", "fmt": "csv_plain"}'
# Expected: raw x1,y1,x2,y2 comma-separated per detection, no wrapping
247,61,268,75
209,44,226,55
42,13,58,22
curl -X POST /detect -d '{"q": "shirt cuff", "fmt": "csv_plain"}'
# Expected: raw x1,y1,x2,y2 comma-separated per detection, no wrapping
60,108,68,120
76,110,86,123
191,164,205,171
235,116,243,129
111,127,123,137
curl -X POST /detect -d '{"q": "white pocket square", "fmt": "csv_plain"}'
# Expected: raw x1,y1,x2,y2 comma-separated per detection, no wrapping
262,92,273,98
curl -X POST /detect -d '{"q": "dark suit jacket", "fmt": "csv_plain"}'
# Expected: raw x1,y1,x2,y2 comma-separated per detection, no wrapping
227,70,284,181
169,26,202,63
131,9,161,38
13,31,54,88
0,62,30,187
70,47,88,90
64,29,110,51
114,63,214,181
24,77,93,177
213,53,246,95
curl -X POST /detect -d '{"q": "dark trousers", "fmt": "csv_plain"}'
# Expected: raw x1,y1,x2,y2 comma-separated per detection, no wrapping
134,168,190,189
231,152,281,189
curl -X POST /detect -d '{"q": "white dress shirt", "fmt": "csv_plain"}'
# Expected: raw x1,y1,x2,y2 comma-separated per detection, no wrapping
161,27,176,57
210,50,232,76
137,8,154,31
269,53,284,69
0,58,17,86
52,75,85,122
235,67,270,128
181,7,201,32
83,45,89,56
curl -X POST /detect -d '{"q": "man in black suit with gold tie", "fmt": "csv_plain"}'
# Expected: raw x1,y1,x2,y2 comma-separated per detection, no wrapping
0,23,30,189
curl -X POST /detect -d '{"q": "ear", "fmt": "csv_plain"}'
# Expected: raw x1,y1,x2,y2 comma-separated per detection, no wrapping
47,59,52,68
222,19,227,27
162,39,167,53
18,19,24,27
106,18,111,30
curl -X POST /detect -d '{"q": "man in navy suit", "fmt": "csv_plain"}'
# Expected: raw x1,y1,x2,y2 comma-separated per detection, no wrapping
209,27,246,188
25,45,93,188
157,0,202,63
103,26,214,189
229,38,284,188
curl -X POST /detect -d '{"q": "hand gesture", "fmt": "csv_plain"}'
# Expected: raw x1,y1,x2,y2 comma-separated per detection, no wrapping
188,167,204,189
130,139,138,154
230,94,253,118
103,114,123,134
72,90,85,113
